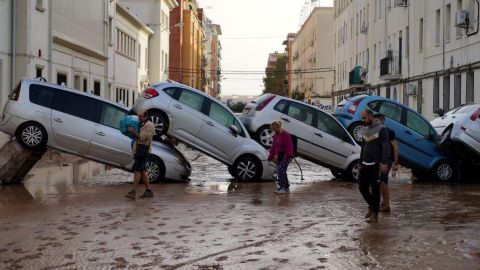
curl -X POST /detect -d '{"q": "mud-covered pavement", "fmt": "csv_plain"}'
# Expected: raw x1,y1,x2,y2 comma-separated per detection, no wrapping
1,147,480,270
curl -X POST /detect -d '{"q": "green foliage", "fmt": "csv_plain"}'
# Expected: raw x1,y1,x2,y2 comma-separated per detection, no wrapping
226,100,247,113
263,54,287,96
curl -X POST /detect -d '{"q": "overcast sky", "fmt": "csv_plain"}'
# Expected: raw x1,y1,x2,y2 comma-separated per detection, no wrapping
197,0,334,96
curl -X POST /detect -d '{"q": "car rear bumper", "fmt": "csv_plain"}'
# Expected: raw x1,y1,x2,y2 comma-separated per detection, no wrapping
240,116,266,133
452,130,480,155
0,114,23,136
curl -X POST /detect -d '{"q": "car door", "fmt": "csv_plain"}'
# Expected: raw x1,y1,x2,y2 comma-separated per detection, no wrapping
168,88,206,144
51,91,98,155
375,101,408,162
310,110,358,168
28,84,55,136
196,100,245,164
87,102,132,167
401,109,436,168
281,101,315,156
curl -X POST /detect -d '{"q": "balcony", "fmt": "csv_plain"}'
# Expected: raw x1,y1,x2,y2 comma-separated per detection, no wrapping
349,66,365,87
380,55,401,80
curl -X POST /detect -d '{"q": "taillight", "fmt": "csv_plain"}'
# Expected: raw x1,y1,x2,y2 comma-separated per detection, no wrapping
9,83,21,101
143,88,159,99
256,95,275,111
470,108,480,121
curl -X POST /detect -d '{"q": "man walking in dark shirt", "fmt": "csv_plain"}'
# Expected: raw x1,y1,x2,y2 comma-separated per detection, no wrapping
358,109,391,223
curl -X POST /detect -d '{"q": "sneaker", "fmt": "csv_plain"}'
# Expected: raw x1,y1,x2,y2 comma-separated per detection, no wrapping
140,189,154,198
365,208,373,218
275,188,286,194
125,190,136,199
380,205,391,213
366,213,378,223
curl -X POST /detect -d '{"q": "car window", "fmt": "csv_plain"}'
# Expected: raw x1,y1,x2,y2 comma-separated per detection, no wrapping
316,111,347,140
208,101,245,137
367,100,381,111
273,99,288,113
163,87,177,98
406,110,431,137
29,85,54,108
62,92,98,121
379,102,402,122
100,103,128,130
178,89,204,111
286,102,314,125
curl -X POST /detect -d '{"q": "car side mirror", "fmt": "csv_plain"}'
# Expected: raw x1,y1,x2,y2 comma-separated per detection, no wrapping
435,108,445,117
229,125,239,137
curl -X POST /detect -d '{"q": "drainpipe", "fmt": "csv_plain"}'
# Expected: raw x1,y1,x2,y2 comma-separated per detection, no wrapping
10,0,16,89
467,0,480,37
48,0,52,82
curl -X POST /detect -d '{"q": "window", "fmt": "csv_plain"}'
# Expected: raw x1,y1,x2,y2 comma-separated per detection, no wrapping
178,90,204,111
316,111,347,140
466,71,474,103
435,9,441,45
115,29,137,59
74,75,81,90
273,100,288,113
417,80,423,114
94,80,101,96
433,78,440,112
29,85,54,108
446,4,452,42
386,87,391,99
419,18,424,51
406,26,410,57
208,102,235,128
163,88,177,97
457,0,463,38
63,93,98,121
286,102,314,126
57,73,67,86
36,67,43,78
454,74,462,107
443,76,451,110
100,103,127,130
406,111,430,137
83,78,88,92
379,102,402,122
138,44,141,68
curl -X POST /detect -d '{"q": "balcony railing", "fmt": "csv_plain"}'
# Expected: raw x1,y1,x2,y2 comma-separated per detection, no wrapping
380,56,401,80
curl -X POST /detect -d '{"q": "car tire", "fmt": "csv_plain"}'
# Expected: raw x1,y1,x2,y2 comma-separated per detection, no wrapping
16,122,48,151
432,160,460,182
330,169,343,179
438,127,452,150
345,160,361,182
145,157,166,183
148,111,168,137
256,126,275,149
232,156,263,181
349,122,367,144
228,165,235,178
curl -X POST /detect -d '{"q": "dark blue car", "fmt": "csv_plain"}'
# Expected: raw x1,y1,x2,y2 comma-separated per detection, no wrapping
333,95,462,182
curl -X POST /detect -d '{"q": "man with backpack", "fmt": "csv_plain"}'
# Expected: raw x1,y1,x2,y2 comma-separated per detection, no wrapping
358,109,391,223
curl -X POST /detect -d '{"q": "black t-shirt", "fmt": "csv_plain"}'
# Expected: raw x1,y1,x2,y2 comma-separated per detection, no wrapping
387,128,396,162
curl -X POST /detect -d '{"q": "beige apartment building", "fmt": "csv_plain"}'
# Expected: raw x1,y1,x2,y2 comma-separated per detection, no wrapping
334,0,480,120
292,7,335,106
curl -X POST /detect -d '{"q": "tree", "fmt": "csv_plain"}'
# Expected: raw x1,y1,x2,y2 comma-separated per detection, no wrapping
263,54,287,96
227,101,247,113
291,90,305,101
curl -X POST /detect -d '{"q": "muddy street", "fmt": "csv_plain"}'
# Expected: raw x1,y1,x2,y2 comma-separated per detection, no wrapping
1,149,480,270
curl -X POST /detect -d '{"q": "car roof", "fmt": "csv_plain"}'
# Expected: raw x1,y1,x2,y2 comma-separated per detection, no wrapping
272,94,335,114
22,78,130,111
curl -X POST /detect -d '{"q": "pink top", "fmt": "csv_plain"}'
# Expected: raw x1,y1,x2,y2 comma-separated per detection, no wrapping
268,130,294,161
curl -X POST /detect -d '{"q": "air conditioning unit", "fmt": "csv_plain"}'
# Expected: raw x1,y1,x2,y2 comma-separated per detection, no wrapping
455,10,469,28
406,83,417,96
360,22,368,34
395,0,408,7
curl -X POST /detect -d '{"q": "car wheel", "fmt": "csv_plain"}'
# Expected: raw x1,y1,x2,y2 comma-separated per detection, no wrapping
256,126,275,148
438,127,452,150
145,157,165,183
345,160,360,182
432,160,459,182
16,122,48,151
349,122,367,144
330,169,343,179
232,156,262,181
149,112,168,137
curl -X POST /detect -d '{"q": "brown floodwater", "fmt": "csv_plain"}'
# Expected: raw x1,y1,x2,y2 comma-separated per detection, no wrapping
1,152,480,270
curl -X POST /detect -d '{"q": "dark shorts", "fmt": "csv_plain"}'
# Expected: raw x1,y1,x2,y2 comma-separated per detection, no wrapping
379,162,393,184
133,145,149,172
